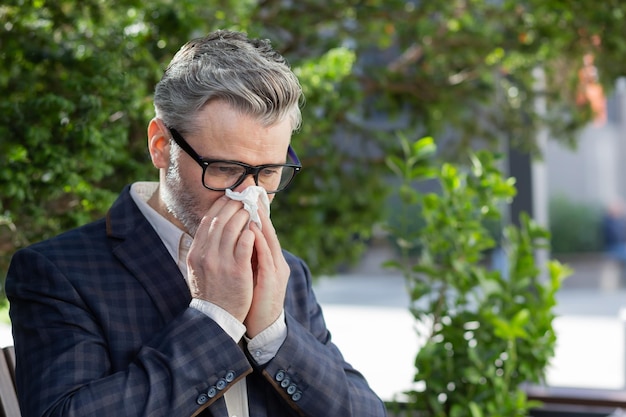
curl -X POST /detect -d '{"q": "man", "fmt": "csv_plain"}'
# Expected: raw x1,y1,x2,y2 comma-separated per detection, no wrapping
5,30,387,416
602,198,626,264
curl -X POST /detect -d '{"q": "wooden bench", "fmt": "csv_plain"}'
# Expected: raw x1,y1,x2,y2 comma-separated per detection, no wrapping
0,346,21,417
525,385,626,416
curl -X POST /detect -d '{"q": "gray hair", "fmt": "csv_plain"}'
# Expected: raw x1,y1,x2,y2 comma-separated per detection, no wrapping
154,30,303,134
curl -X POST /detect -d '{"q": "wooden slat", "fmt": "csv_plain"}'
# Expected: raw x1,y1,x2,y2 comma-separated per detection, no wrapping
526,385,626,409
2,348,16,390
0,346,20,417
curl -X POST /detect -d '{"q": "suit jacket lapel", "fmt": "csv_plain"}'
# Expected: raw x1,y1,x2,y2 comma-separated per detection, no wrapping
106,185,191,323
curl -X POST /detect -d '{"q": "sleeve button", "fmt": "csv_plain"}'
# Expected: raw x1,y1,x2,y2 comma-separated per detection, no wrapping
196,393,209,405
207,386,217,398
225,371,236,382
275,370,286,382
280,377,290,388
292,391,302,402
216,378,227,390
287,384,297,395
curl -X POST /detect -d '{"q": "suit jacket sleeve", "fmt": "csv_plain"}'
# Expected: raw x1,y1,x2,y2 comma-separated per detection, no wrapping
258,254,387,417
6,243,252,417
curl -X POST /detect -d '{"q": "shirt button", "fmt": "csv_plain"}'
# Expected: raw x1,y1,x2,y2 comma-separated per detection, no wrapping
207,386,217,398
196,393,209,405
225,371,236,382
287,384,297,395
254,350,262,358
275,370,286,382
292,391,302,402
216,378,227,390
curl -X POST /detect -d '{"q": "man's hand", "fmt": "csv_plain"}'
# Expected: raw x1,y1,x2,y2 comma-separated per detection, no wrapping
187,195,256,323
244,203,290,338
186,195,289,337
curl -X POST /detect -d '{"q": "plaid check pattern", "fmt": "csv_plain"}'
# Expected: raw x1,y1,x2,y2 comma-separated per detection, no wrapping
6,186,386,417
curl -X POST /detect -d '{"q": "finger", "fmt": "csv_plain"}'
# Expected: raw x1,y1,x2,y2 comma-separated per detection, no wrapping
250,222,272,268
234,228,255,267
194,195,231,237
191,198,249,258
217,208,252,256
256,205,283,258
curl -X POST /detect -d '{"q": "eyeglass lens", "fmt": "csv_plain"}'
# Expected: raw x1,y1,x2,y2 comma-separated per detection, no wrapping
203,162,296,193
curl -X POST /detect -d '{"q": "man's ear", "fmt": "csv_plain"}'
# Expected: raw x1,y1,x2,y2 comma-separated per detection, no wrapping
147,118,171,169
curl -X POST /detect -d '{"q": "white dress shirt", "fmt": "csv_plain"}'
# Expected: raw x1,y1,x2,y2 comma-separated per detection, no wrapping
130,182,287,417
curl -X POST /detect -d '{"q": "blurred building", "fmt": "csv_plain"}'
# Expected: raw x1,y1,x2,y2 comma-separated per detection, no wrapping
546,78,626,207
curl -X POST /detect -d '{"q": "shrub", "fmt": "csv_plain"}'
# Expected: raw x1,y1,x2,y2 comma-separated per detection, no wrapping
549,195,603,254
385,135,569,417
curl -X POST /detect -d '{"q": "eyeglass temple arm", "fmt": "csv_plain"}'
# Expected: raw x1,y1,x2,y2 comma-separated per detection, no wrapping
288,145,301,166
168,127,206,163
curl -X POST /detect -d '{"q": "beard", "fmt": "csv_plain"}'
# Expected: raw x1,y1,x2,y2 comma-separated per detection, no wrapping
161,155,205,237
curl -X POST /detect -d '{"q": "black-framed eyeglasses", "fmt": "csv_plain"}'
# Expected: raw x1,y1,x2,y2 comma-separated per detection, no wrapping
168,126,302,194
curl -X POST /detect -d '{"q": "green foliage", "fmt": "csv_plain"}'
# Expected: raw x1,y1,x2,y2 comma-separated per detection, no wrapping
385,136,571,416
549,195,604,254
2,0,626,286
0,0,385,280
271,45,384,270
349,0,626,155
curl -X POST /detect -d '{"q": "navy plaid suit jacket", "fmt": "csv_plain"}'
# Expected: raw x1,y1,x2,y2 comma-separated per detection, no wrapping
5,186,387,417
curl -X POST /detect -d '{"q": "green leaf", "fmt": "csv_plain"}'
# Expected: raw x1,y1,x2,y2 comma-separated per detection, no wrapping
412,136,437,159
469,402,484,417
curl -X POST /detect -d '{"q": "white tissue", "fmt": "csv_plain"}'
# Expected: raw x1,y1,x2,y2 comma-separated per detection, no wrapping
225,186,270,230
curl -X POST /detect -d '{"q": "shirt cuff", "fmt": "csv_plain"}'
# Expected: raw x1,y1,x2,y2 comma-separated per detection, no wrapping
190,298,246,343
245,310,287,365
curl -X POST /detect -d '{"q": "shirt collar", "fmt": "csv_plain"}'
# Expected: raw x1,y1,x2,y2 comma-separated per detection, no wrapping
129,182,193,279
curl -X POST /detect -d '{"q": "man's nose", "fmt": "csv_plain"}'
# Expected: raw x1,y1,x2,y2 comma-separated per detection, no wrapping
232,174,258,192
